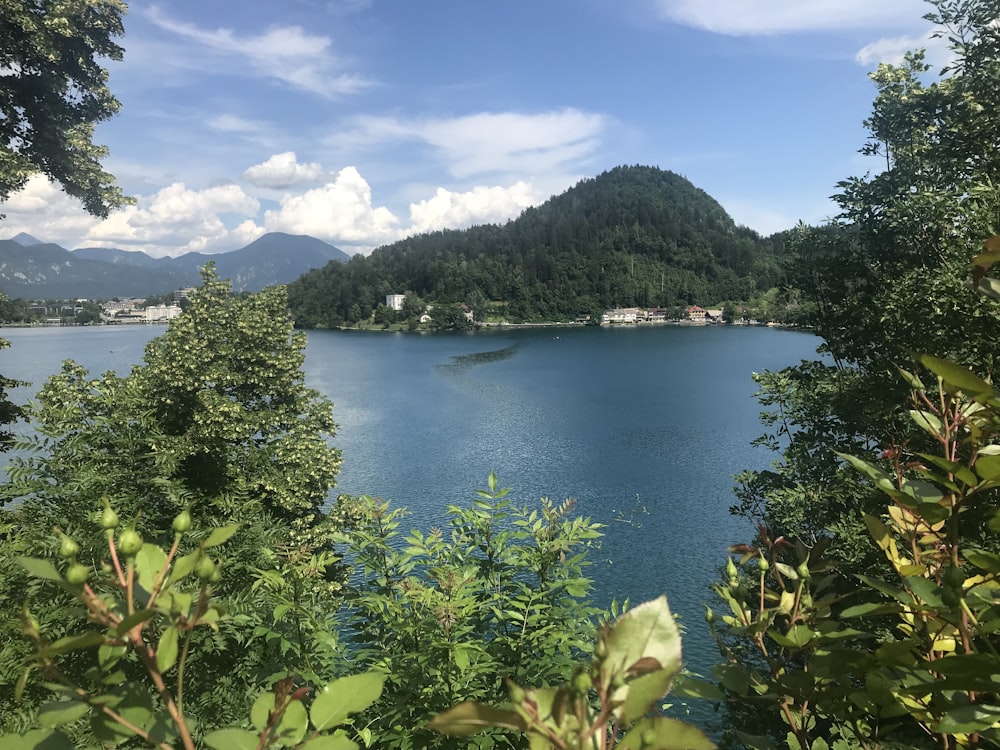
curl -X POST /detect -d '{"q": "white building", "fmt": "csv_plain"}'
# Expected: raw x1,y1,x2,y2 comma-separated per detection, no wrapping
145,304,183,323
386,294,406,311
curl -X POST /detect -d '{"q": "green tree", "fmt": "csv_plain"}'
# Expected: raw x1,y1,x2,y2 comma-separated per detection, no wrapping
345,476,606,749
0,266,354,737
1,0,130,216
721,0,1000,743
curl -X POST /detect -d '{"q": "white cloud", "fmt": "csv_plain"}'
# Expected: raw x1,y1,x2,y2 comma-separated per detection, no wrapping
207,114,271,134
407,182,542,234
81,182,262,257
0,176,102,247
338,109,607,178
147,8,373,97
243,152,327,189
264,167,401,251
855,30,954,69
656,0,926,35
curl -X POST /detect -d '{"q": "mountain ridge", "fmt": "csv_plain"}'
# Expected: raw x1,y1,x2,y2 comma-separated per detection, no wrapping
0,232,350,299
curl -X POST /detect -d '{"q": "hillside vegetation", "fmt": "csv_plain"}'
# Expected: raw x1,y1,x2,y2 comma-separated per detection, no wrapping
287,166,786,327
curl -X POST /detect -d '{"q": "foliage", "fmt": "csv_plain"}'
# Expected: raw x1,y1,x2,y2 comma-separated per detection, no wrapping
0,0,131,216
343,473,607,749
0,508,383,750
429,596,715,750
0,266,355,738
0,335,25,449
287,166,785,327
711,350,1000,750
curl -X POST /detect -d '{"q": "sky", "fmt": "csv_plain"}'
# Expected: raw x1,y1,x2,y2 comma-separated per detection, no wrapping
0,0,949,258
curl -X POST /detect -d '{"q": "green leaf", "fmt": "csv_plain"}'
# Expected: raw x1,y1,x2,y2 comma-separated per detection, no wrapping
426,701,527,737
909,409,943,436
617,716,716,749
251,692,273,733
671,675,725,701
300,736,359,750
203,524,240,548
600,596,681,689
134,543,167,593
840,601,901,618
38,699,90,728
275,699,308,746
38,631,105,658
115,609,156,636
155,625,179,674
936,704,1000,733
168,551,201,585
976,454,1000,481
769,625,815,649
90,684,154,742
311,673,386,731
919,355,993,395
620,667,678,723
0,729,75,750
18,557,63,582
204,728,261,750
965,548,1000,574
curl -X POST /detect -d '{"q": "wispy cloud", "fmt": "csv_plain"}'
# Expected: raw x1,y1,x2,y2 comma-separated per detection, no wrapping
147,7,374,97
655,0,927,35
855,30,954,69
335,109,607,178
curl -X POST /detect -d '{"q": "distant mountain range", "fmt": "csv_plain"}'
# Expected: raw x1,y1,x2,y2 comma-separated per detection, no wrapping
0,232,350,299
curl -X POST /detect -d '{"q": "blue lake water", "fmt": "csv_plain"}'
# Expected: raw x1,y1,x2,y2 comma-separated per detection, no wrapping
2,323,819,702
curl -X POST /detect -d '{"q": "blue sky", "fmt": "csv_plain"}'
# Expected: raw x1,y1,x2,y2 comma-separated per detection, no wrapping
1,0,946,257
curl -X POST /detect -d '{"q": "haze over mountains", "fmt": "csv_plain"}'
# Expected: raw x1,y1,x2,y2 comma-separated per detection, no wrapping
0,232,350,299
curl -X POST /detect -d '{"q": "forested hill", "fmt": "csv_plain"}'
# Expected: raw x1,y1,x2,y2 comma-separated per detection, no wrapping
287,165,786,326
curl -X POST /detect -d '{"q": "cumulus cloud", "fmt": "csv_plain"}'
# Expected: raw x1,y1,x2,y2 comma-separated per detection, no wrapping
407,182,542,234
264,166,401,250
0,176,103,247
243,152,327,189
82,182,263,257
338,109,607,178
147,8,373,97
656,0,926,35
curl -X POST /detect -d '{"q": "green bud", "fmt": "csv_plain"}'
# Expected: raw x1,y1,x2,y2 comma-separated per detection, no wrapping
101,499,120,531
757,555,769,573
942,565,965,591
59,534,80,559
172,509,192,534
196,555,216,582
572,672,593,694
118,528,142,557
509,685,526,703
66,563,89,585
726,557,738,579
704,606,716,624
641,728,657,746
796,562,811,581
209,565,222,583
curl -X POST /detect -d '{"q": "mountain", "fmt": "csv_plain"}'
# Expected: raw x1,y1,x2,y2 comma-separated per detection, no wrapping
9,232,43,246
0,233,349,299
287,165,787,327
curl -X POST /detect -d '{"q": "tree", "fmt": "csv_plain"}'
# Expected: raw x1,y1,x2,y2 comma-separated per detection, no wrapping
720,0,1000,743
1,0,130,216
0,266,354,737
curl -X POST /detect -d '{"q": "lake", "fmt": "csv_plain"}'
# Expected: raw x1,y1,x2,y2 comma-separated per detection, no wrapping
2,323,819,692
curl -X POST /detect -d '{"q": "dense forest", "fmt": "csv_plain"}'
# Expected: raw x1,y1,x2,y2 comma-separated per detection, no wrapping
287,166,787,327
